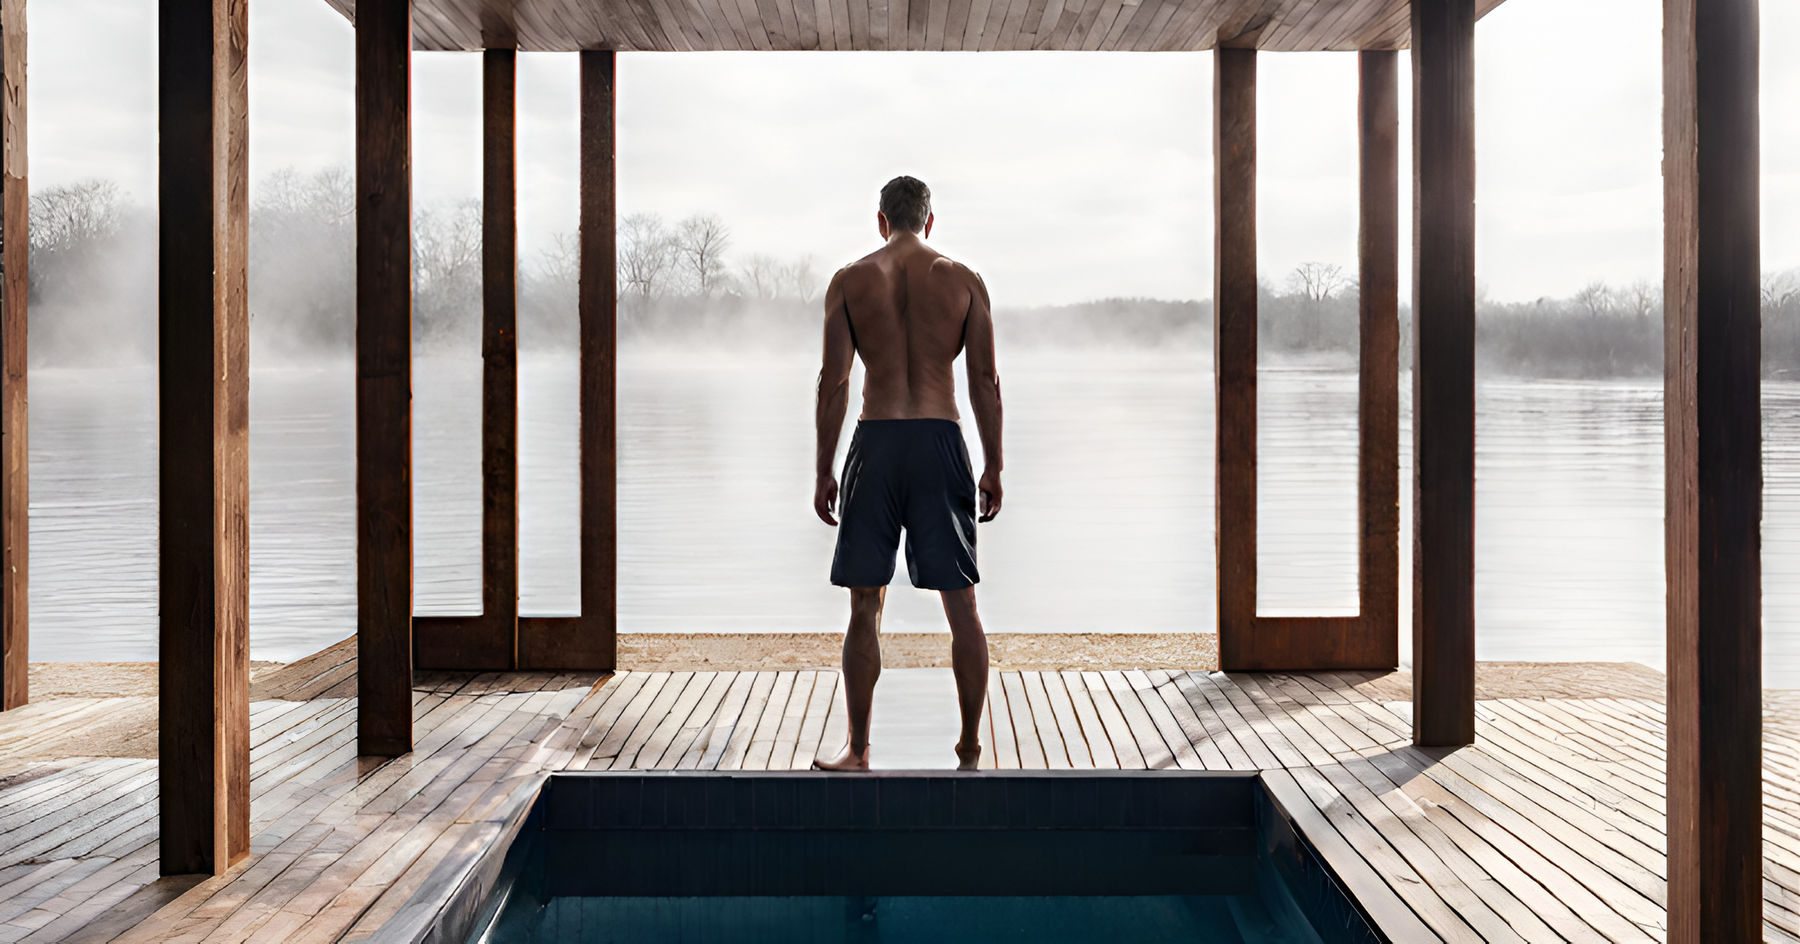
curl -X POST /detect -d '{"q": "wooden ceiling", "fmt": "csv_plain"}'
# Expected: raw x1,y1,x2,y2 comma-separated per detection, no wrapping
322,0,1507,53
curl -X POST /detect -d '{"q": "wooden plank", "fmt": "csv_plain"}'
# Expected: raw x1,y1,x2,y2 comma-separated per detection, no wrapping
1000,673,1046,769
1286,765,1486,943
1079,670,1144,769
1177,672,1279,769
1123,671,1205,769
356,0,415,757
566,672,645,768
741,671,796,770
159,0,253,874
1018,672,1070,768
655,671,736,769
1220,674,1336,767
585,673,669,768
1663,0,1764,937
0,0,23,714
1156,670,1252,769
1098,671,1174,768
1037,672,1092,768
690,672,756,770
620,671,712,769
985,669,1020,769
790,672,836,770
607,671,695,769
768,671,817,770
1410,0,1476,748
714,671,777,770
1058,671,1117,768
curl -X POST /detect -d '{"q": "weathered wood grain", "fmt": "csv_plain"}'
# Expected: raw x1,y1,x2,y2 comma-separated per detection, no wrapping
158,0,252,875
0,0,24,715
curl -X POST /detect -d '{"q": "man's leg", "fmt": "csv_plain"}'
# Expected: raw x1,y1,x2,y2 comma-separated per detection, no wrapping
941,586,989,770
816,586,884,770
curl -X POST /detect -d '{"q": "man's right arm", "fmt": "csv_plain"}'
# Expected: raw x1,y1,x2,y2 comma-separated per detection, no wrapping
814,270,855,526
962,270,1004,521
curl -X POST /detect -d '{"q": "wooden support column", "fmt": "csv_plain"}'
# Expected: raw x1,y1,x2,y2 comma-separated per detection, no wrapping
0,0,25,712
416,49,519,670
1410,0,1477,747
1213,45,1258,662
158,0,251,874
1664,0,1762,937
357,0,414,755
1214,45,1399,672
519,50,616,670
1356,50,1401,666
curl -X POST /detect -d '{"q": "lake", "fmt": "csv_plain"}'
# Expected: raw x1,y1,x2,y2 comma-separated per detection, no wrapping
26,349,1800,687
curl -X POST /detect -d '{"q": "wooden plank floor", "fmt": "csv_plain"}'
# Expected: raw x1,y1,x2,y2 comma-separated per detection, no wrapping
2,655,1798,942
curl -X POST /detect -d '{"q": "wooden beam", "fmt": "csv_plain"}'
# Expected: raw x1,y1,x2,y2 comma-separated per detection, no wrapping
1663,0,1762,937
520,50,617,671
1357,49,1400,666
157,0,251,874
417,48,520,672
1409,0,1476,747
0,0,25,712
1212,45,1257,668
357,0,414,755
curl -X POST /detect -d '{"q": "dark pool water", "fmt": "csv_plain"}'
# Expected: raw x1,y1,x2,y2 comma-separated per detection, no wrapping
487,893,1323,943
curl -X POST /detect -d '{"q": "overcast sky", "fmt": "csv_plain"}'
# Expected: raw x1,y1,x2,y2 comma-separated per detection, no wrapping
29,0,1800,306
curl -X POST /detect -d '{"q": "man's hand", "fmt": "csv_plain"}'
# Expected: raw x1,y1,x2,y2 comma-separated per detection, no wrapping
978,468,1002,522
815,473,840,526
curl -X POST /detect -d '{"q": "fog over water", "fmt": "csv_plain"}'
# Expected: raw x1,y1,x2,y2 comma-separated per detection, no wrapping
25,344,1800,687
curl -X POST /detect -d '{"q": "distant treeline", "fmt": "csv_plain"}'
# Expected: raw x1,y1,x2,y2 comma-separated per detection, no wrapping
24,173,1800,378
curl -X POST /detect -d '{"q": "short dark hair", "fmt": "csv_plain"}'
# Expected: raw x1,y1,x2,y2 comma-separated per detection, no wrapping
879,176,932,233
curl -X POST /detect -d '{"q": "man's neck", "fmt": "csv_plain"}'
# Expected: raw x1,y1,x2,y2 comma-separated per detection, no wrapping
885,230,924,249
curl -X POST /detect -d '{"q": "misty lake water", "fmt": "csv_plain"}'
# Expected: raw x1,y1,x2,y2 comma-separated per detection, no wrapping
26,349,1800,688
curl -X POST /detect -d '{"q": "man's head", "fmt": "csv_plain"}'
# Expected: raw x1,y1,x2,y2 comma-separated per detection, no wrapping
878,176,932,236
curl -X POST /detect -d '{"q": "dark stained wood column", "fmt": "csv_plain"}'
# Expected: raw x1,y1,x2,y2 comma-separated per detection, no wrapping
0,0,25,712
1357,50,1400,667
416,49,520,670
356,0,414,755
1664,0,1762,937
1410,0,1477,747
519,50,616,670
158,0,251,874
1213,45,1257,665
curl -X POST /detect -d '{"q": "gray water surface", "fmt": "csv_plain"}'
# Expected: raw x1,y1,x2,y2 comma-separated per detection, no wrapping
26,351,1800,686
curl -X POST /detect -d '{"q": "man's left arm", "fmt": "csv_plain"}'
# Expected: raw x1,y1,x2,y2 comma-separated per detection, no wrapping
815,272,855,526
963,271,1003,521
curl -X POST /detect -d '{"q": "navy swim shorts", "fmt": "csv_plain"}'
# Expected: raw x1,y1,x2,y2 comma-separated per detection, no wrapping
830,419,980,591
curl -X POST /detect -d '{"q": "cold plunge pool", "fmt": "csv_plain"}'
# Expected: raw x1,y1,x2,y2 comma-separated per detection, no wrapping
451,772,1387,944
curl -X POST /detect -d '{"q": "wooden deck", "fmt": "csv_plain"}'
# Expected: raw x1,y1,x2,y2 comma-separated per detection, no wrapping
1,648,1797,942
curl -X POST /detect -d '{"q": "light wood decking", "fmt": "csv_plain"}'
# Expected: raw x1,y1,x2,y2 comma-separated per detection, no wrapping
1,649,1797,942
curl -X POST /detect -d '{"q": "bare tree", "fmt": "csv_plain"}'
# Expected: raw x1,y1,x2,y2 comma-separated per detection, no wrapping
1764,268,1800,310
29,179,124,254
739,253,781,300
1286,262,1347,303
250,166,357,355
1573,280,1615,318
1625,279,1661,320
780,256,821,302
675,213,731,297
413,199,483,345
619,213,675,300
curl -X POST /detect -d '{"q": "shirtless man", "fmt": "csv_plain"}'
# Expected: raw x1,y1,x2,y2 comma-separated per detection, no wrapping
813,176,1003,772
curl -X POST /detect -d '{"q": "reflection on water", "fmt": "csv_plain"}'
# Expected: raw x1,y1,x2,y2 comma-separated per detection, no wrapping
23,352,1800,686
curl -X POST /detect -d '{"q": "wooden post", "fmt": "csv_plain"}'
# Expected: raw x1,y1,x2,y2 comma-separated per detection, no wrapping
1664,0,1762,937
1357,50,1400,667
357,0,414,756
1213,45,1257,666
1213,45,1398,672
0,0,25,712
1410,0,1477,747
518,50,616,670
415,49,519,670
158,0,251,874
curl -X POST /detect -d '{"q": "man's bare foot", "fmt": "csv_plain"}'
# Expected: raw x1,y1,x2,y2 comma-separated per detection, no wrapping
813,744,871,771
955,740,982,771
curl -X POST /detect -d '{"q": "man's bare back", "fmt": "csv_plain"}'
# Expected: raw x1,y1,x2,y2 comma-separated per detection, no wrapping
812,177,1003,772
